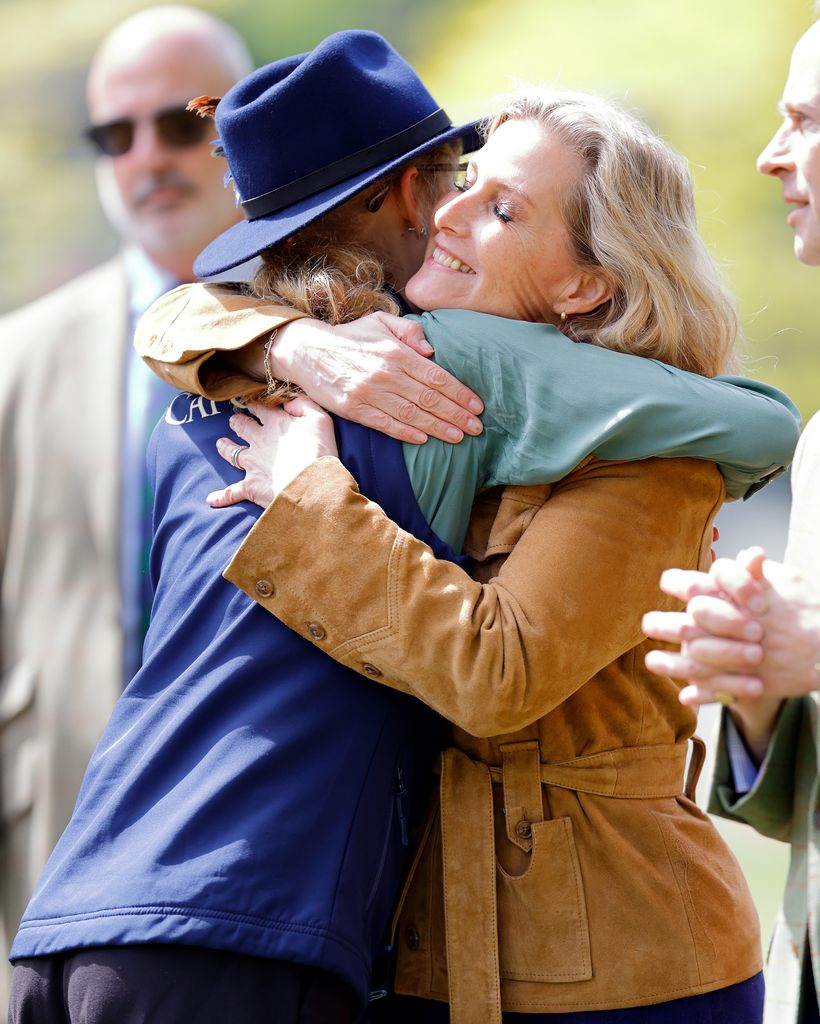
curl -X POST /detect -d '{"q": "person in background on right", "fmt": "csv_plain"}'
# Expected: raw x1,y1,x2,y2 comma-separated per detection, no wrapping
642,10,820,1024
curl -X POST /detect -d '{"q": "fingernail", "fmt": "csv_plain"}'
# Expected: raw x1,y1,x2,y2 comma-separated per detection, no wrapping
748,596,768,614
446,426,462,442
744,646,762,663
744,680,763,696
468,398,483,414
743,622,763,641
466,417,482,434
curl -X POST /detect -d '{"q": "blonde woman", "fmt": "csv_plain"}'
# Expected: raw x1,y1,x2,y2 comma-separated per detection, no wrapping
204,91,774,1022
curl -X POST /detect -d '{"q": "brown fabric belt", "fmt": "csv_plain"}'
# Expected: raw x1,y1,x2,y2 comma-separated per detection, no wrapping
439,740,700,1024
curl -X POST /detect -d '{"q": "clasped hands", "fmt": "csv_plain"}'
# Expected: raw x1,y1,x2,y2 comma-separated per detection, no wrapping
642,547,820,759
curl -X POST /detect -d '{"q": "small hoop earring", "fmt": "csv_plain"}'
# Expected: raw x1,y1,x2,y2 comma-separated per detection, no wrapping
419,223,428,239
560,311,567,324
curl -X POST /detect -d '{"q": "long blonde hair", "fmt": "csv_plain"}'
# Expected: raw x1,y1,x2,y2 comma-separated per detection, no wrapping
487,90,739,376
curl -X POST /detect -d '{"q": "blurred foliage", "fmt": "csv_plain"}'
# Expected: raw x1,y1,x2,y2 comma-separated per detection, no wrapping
1,0,818,421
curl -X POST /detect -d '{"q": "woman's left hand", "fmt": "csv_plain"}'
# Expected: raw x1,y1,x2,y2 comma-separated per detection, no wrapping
208,397,338,509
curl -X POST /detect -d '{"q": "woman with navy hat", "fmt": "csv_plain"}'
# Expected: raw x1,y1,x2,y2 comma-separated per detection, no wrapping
9,31,794,1024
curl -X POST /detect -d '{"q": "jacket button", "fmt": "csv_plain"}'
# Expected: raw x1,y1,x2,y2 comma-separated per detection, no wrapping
308,622,326,641
362,663,382,677
515,820,532,839
404,926,421,951
255,579,274,598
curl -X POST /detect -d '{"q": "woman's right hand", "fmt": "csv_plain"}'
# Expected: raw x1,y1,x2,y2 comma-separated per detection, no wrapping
270,313,484,444
208,397,338,509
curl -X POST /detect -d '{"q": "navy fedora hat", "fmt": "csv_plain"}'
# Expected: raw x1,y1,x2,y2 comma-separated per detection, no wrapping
194,30,481,277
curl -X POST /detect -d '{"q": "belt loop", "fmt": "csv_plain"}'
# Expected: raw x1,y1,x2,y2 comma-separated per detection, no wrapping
440,748,502,1024
685,735,706,801
500,740,543,852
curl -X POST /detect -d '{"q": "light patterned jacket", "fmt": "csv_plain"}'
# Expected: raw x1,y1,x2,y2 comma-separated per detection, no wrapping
710,412,820,1024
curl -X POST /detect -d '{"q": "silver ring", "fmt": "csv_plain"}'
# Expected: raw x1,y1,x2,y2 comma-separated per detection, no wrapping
230,444,244,469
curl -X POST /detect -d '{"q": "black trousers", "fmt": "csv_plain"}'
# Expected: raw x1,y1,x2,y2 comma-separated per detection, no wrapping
369,972,765,1023
9,945,354,1024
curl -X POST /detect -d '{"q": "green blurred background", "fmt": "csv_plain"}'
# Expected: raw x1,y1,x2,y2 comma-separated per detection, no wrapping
2,0,815,956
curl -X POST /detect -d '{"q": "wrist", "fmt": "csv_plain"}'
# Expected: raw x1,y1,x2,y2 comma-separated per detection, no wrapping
267,318,320,387
728,696,784,765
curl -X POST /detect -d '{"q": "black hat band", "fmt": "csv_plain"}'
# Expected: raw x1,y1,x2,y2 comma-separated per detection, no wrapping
240,107,452,221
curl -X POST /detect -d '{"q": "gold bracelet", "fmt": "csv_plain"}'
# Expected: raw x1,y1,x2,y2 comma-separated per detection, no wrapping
262,328,281,397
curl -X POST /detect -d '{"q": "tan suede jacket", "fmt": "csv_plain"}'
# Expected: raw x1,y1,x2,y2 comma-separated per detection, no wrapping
137,285,763,1021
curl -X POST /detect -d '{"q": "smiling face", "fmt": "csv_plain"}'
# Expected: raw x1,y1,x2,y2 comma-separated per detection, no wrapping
404,117,609,323
757,22,820,265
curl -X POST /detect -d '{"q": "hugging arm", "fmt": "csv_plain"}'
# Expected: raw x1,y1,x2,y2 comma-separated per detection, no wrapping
135,283,484,444
224,455,721,736
137,291,799,492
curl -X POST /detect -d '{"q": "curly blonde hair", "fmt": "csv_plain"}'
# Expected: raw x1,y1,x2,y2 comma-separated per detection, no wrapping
236,145,459,403
487,90,739,376
251,144,460,324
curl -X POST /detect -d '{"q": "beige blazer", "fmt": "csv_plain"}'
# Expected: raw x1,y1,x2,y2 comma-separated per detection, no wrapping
710,412,820,1024
0,259,128,1012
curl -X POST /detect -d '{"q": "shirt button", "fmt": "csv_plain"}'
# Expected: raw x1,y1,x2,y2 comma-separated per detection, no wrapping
308,623,326,641
404,926,421,951
362,663,382,677
255,579,274,598
515,820,533,840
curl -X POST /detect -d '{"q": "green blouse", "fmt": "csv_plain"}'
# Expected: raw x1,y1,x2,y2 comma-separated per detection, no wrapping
402,310,800,550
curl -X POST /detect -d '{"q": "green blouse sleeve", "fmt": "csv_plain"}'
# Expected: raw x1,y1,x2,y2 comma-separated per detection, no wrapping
402,309,800,550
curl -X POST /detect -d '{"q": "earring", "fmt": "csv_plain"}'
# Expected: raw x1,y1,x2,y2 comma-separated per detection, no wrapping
560,311,567,324
419,223,428,239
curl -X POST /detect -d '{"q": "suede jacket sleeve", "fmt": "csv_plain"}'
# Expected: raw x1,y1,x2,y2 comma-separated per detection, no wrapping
708,699,805,842
135,283,306,399
224,455,722,737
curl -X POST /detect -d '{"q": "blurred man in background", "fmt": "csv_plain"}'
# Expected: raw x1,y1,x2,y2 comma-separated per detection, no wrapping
642,12,820,1023
0,4,252,1010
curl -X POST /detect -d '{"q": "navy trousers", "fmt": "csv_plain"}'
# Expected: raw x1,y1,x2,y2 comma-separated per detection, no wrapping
369,972,764,1023
10,946,354,1024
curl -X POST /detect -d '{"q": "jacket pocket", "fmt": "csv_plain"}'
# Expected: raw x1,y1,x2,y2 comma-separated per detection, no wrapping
496,816,592,983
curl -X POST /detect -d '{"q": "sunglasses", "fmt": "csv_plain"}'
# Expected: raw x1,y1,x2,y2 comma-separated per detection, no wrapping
366,162,471,213
85,106,211,158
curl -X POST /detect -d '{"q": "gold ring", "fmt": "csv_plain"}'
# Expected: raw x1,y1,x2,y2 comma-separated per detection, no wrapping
712,690,736,706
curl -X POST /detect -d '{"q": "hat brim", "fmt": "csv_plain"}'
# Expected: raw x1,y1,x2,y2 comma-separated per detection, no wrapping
194,120,483,278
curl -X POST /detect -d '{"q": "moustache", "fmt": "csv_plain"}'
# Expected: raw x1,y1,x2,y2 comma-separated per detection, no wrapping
131,171,198,209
